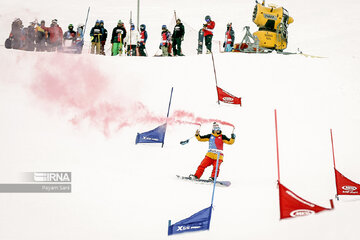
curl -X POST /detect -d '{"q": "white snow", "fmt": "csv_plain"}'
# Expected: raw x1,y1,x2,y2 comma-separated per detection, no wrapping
1,0,360,239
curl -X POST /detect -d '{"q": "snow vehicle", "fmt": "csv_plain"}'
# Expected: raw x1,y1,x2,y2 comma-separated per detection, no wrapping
235,0,294,53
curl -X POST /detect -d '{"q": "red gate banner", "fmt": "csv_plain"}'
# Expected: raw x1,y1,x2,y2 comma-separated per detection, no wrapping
334,168,360,196
279,182,333,220
216,87,241,106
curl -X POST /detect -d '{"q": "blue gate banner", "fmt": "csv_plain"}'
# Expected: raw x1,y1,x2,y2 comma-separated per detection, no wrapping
168,206,212,235
135,123,167,144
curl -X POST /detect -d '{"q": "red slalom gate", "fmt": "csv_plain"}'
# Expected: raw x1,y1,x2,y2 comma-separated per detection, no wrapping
274,110,334,220
330,129,360,199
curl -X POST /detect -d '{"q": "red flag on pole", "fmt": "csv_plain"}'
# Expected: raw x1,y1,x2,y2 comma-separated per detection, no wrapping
275,110,334,220
216,87,242,106
279,182,334,220
330,129,360,197
334,169,360,196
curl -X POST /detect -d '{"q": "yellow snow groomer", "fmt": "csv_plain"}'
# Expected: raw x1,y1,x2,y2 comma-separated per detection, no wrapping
237,1,294,53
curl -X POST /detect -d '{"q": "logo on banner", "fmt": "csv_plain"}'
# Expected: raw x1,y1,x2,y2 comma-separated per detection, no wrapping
176,225,202,232
177,226,190,231
342,185,358,193
142,136,159,141
222,97,234,103
290,209,315,217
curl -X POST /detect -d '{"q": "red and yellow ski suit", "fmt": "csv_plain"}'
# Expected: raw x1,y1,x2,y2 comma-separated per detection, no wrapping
194,131,235,179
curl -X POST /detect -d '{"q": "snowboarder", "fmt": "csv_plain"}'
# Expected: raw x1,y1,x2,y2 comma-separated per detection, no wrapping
111,20,127,56
138,24,147,56
47,19,63,51
189,122,235,181
223,23,234,52
90,20,102,54
172,18,185,56
124,23,139,56
159,25,171,56
203,15,215,53
99,20,108,55
35,20,48,52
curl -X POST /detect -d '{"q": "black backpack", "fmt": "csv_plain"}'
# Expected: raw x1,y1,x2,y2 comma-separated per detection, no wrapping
5,37,12,49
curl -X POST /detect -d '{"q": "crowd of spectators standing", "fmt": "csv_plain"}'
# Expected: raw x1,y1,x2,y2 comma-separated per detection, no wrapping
5,15,233,56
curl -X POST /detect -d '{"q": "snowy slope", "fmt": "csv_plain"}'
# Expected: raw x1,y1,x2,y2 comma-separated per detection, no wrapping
1,0,360,240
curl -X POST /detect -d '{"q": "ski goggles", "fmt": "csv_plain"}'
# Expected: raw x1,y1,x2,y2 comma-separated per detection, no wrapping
212,127,221,134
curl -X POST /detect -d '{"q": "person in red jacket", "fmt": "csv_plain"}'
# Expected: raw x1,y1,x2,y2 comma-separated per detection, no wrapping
48,19,63,51
189,122,235,181
159,25,171,56
223,23,235,52
203,15,215,53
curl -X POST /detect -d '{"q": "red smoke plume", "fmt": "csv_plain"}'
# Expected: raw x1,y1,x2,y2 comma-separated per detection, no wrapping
30,55,234,137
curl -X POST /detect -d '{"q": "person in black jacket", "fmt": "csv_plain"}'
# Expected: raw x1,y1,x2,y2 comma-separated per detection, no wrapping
111,20,127,56
138,24,148,56
90,20,102,54
63,24,76,41
172,18,185,56
11,18,24,49
24,21,36,51
99,20,107,55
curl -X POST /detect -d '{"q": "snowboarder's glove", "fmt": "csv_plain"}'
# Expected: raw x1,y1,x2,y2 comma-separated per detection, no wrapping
195,130,200,136
223,43,225,48
231,133,236,139
230,43,234,47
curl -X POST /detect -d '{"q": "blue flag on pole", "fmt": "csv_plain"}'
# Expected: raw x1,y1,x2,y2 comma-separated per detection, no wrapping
168,206,212,235
135,123,167,145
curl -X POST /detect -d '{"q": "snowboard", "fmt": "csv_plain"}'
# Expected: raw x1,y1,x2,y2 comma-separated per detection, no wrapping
197,29,204,54
176,175,231,187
